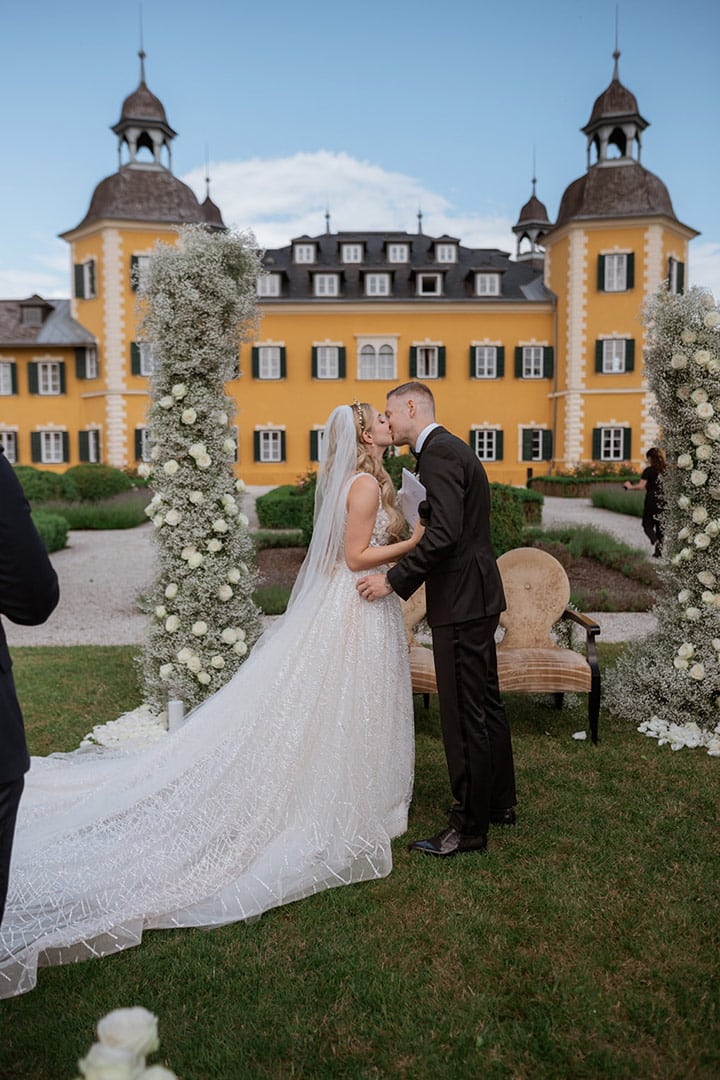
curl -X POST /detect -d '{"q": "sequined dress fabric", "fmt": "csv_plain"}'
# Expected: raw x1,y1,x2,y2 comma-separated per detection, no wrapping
0,482,414,997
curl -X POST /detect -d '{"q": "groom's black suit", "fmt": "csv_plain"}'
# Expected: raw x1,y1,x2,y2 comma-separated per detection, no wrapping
0,448,59,923
387,427,516,839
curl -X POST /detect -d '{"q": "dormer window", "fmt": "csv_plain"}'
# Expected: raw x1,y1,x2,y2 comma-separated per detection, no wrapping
314,274,340,297
417,273,442,296
435,243,457,263
257,273,282,297
387,243,409,263
341,244,363,263
365,273,391,297
21,306,43,327
293,243,316,264
475,273,501,296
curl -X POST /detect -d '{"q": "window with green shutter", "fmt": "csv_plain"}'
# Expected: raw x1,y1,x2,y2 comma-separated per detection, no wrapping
79,430,89,462
31,432,42,462
74,264,85,299
542,347,554,379
75,347,87,379
28,363,39,394
130,342,141,375
310,429,320,461
409,346,417,378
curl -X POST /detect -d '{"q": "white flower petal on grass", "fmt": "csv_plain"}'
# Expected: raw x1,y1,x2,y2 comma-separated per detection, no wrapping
571,731,587,741
97,1007,160,1057
77,1040,142,1080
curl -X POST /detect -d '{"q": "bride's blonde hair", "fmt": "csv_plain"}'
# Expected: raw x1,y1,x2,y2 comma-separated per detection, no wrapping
352,402,405,543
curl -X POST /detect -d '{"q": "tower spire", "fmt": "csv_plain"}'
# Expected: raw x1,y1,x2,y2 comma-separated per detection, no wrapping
138,3,146,83
613,4,620,79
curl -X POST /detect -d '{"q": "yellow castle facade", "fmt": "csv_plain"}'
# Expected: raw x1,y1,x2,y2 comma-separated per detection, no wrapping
0,50,697,486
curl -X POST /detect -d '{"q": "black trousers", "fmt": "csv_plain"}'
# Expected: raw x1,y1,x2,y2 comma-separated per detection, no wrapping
0,776,24,927
431,615,516,838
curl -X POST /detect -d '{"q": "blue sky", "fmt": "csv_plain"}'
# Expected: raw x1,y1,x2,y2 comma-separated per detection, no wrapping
2,0,719,297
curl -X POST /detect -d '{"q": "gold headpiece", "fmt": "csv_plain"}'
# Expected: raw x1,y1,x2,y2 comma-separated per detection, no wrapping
352,400,366,433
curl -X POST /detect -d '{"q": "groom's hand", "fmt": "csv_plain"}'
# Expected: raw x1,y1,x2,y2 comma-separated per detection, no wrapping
357,573,393,602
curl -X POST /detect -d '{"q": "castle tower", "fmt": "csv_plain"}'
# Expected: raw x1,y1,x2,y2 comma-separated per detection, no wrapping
513,178,552,264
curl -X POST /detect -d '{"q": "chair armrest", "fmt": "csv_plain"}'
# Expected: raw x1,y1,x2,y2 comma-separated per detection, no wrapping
561,607,600,677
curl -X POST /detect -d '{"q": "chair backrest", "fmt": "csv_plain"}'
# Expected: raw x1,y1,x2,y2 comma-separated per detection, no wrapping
401,584,428,647
497,547,570,649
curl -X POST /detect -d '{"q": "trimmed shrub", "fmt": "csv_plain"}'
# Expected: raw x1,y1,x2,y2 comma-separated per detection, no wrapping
14,466,64,503
384,452,415,491
490,483,526,556
255,485,315,530
32,510,68,553
61,464,134,502
591,487,644,517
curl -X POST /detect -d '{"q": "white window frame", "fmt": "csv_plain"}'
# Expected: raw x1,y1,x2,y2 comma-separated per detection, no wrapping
475,273,501,296
85,347,99,379
0,430,17,462
357,338,397,380
526,428,546,462
132,255,151,290
139,427,152,463
387,244,409,263
316,345,340,379
473,429,498,461
257,273,281,297
417,273,442,296
258,429,283,463
435,244,457,263
139,343,156,377
82,259,97,299
0,362,13,395
40,430,64,464
86,428,101,463
602,339,627,374
604,254,627,292
313,274,340,297
522,346,544,379
474,346,498,379
258,346,282,380
38,361,61,395
365,273,391,297
341,244,363,263
293,244,315,264
416,345,439,379
600,427,624,461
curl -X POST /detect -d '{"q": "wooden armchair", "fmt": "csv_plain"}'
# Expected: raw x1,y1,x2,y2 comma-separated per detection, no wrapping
401,547,601,743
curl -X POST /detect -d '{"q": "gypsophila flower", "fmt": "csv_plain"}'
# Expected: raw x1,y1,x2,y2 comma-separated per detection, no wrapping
677,385,691,401
713,639,720,652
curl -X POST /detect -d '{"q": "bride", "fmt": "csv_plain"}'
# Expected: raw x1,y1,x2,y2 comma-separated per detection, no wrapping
0,402,423,998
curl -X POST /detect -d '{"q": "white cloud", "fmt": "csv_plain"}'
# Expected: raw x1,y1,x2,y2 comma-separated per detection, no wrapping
0,237,69,299
689,241,720,300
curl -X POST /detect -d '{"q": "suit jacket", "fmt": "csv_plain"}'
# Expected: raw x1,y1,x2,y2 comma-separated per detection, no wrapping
0,449,59,783
387,427,505,627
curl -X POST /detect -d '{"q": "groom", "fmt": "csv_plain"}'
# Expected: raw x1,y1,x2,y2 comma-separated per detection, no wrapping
358,381,516,856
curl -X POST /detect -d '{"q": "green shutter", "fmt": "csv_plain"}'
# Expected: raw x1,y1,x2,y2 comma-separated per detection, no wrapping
74,264,85,299
542,430,553,460
130,342,141,375
31,432,42,462
253,431,261,461
311,346,318,378
437,346,446,378
514,347,523,378
280,431,287,461
677,261,685,294
469,430,476,453
88,260,96,297
251,347,259,379
622,428,632,460
409,347,417,377
625,339,635,372
10,362,17,394
592,429,602,460
310,430,319,461
134,429,143,461
75,347,86,379
496,346,505,378
130,254,139,291
495,431,504,461
28,362,39,394
543,347,554,379
595,340,604,372
469,346,476,378
59,362,66,394
62,432,70,463
338,346,346,378
79,431,89,462
626,254,634,290
597,255,606,291
521,429,534,461
280,347,287,379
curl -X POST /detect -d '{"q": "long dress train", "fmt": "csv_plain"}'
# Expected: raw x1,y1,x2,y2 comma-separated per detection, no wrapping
0,489,414,998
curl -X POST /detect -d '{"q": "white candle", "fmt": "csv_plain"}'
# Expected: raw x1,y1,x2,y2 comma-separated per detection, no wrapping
167,698,185,733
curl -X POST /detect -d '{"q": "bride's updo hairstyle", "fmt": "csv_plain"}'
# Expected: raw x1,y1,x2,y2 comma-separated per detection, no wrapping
352,402,405,544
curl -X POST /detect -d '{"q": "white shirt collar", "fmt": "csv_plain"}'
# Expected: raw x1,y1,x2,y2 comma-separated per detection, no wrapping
415,422,440,454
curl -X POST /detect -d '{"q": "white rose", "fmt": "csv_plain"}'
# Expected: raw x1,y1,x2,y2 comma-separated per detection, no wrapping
680,547,694,561
708,359,720,375
703,311,720,328
77,1041,143,1080
710,487,720,501
197,671,211,685
696,444,713,460
191,621,208,636
97,1006,159,1058
181,407,198,425
159,663,174,681
137,463,151,478
691,432,707,446
677,527,691,540
165,615,180,633
691,388,708,404
705,422,720,440
225,502,239,516
235,479,246,493
221,627,238,644
154,605,167,618
706,520,720,537
685,607,701,621
223,438,236,453
681,329,696,344
693,349,710,367
197,454,212,469
165,508,181,526
150,445,161,460
141,1067,179,1079
697,402,715,420
691,470,708,487
697,571,717,586
676,385,691,401
189,490,205,505
702,293,716,309
171,382,188,399
238,513,249,527
176,647,192,663
677,642,695,659
702,590,715,605
673,657,689,670
695,533,711,549
689,663,706,681
218,584,233,601
233,640,249,656
671,554,682,566
207,538,222,553
163,460,179,476
235,628,246,641
165,583,178,599
212,518,229,533
238,562,248,575
713,639,720,652
677,453,693,469
691,507,709,524
187,655,202,673
211,655,226,669
678,495,691,509
181,546,195,561
678,589,691,604
670,353,687,369
188,551,203,569
216,411,229,426
152,514,165,529
159,395,175,410
188,442,206,460
227,568,241,584
221,494,234,509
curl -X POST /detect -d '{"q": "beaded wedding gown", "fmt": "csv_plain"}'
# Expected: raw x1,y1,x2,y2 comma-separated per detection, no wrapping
0,471,414,998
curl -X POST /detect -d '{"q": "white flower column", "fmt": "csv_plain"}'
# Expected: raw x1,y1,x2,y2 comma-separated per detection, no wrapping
137,226,263,711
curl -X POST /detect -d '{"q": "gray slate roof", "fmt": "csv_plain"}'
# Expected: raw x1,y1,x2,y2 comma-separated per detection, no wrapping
67,166,221,232
555,161,678,227
0,298,95,347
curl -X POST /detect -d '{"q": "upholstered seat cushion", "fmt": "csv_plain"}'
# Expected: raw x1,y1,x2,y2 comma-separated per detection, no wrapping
408,645,438,693
496,646,592,693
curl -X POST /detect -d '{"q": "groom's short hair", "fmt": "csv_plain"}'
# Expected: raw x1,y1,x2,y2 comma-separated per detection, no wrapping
387,381,435,414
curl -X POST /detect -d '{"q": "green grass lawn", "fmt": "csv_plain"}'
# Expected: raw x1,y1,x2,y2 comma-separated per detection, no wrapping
2,646,719,1079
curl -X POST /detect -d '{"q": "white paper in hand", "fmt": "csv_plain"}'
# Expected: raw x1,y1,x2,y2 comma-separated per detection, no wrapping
398,468,426,527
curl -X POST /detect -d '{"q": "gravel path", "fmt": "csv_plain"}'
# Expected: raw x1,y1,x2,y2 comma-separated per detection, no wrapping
5,491,657,648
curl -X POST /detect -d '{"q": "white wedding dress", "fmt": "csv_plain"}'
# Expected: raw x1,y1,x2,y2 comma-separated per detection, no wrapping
0,478,414,998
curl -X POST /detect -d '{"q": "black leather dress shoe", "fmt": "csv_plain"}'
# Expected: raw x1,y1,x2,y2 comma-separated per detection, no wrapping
490,808,517,826
408,826,487,857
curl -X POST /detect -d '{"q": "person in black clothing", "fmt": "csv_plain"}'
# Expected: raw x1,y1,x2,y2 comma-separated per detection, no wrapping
624,447,666,558
0,448,59,924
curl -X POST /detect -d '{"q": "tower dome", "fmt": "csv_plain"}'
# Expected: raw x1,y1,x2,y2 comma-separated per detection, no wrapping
513,179,552,260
